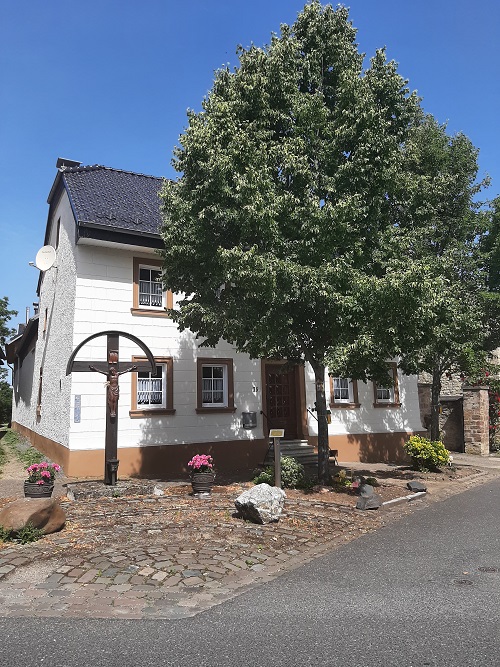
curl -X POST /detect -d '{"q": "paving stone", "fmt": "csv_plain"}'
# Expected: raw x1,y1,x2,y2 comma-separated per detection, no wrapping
77,569,99,584
181,576,204,586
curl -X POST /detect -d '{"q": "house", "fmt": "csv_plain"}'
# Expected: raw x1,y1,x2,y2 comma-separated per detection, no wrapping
7,158,425,478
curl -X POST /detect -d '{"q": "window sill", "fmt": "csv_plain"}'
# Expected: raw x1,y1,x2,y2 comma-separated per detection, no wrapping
130,308,171,318
129,409,176,418
373,403,401,409
330,403,361,410
195,407,237,414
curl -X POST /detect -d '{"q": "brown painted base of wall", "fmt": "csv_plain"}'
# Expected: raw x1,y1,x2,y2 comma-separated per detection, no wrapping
308,432,422,464
11,422,269,480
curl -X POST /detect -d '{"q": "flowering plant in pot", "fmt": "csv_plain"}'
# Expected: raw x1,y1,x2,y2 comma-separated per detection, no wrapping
24,462,61,498
187,454,215,495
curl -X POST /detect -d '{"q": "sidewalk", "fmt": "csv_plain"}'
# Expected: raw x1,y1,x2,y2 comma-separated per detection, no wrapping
0,455,499,620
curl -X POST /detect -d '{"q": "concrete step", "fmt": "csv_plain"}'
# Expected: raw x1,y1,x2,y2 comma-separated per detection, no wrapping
263,440,319,466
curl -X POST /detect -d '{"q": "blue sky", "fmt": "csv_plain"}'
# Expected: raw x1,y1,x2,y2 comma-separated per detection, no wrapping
1,0,499,333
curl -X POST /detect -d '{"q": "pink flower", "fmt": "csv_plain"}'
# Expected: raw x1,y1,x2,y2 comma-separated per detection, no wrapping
41,470,51,478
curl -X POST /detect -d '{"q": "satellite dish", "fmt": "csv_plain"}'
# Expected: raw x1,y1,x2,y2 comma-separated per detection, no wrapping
35,246,56,272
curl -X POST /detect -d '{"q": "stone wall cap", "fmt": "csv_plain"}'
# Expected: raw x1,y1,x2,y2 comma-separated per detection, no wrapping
463,385,489,391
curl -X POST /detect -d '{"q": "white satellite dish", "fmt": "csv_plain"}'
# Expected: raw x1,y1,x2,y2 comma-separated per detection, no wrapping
34,245,56,272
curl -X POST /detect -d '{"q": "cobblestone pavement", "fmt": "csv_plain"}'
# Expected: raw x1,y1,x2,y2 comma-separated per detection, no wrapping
0,465,499,620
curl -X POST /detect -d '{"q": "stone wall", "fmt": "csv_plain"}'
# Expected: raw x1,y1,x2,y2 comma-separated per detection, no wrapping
417,383,490,455
463,386,490,456
439,396,464,453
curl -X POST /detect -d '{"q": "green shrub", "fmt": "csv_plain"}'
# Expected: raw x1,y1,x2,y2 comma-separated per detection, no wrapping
332,469,351,487
404,435,450,471
364,476,380,487
253,456,306,489
14,522,44,544
0,525,13,542
0,523,44,544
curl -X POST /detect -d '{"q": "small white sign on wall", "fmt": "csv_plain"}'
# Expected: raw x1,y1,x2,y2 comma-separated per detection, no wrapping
74,395,81,423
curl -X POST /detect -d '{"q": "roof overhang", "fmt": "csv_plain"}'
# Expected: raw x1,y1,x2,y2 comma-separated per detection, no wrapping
5,317,39,364
77,222,164,249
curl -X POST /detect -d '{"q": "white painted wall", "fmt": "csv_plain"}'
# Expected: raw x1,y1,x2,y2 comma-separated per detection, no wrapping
12,190,76,447
305,366,424,437
68,245,263,451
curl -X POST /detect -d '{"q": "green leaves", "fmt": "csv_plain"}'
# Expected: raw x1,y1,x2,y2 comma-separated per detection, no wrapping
160,3,421,376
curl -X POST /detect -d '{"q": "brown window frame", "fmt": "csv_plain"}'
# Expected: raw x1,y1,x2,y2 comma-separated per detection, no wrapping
129,356,175,418
131,257,173,317
196,358,236,414
373,362,401,408
329,376,360,409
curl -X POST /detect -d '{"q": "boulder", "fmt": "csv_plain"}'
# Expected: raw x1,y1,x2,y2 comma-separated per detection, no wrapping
0,498,66,535
407,481,427,492
356,494,382,510
359,483,375,497
235,483,286,524
355,485,382,510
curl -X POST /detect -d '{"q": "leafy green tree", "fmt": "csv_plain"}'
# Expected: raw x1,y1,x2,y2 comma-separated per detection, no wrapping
385,116,491,440
161,2,422,483
0,296,17,424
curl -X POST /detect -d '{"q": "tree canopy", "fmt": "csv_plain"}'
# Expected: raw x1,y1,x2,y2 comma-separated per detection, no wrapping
386,116,491,440
161,1,423,482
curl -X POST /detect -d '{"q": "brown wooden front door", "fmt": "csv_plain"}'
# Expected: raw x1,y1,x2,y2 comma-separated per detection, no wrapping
265,364,298,440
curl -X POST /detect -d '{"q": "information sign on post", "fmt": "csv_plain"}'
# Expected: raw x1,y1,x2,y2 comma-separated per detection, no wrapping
269,429,284,488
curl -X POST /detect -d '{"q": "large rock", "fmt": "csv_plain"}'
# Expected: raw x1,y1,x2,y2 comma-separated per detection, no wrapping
0,498,66,534
356,484,382,510
235,483,286,524
407,481,427,492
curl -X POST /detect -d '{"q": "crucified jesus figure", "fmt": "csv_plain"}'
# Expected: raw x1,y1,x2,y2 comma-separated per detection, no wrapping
89,364,137,417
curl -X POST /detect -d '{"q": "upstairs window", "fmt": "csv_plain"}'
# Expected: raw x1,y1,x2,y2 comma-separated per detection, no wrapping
132,257,173,317
139,265,163,307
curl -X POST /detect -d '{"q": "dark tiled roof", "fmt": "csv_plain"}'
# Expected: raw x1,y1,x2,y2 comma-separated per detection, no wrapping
62,165,164,236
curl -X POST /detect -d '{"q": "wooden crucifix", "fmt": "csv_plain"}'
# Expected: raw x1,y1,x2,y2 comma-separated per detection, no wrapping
66,330,156,485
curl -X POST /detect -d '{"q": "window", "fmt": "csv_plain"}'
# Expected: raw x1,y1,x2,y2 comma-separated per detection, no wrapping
196,358,235,413
132,257,173,317
373,363,400,407
130,356,175,417
330,377,359,408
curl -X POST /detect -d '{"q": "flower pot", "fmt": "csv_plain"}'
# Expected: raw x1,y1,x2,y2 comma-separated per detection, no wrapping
24,481,54,499
190,471,215,495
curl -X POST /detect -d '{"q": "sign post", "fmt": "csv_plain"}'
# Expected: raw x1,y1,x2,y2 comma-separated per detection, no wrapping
269,428,284,488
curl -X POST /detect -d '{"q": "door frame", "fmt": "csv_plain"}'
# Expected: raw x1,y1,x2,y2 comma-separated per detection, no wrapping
261,360,307,440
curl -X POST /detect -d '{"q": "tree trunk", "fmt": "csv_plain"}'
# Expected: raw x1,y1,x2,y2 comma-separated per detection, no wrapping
312,362,331,485
430,366,442,441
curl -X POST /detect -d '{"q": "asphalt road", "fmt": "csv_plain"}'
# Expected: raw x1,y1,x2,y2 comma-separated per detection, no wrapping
2,478,499,667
